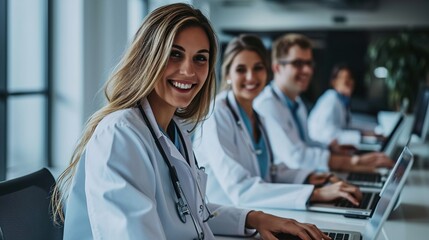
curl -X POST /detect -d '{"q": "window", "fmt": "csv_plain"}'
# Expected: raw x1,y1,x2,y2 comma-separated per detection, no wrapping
0,0,52,180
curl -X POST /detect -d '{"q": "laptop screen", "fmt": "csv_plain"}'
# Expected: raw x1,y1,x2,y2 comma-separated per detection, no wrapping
412,87,429,140
380,114,404,152
362,147,414,240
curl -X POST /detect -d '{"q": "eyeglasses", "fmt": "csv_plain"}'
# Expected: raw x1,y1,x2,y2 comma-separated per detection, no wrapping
278,59,315,69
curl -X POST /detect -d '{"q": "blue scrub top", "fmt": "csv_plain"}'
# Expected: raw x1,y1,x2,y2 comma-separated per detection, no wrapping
237,104,269,178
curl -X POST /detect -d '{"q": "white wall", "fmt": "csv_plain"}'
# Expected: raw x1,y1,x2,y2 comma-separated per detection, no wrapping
53,0,84,170
53,0,143,169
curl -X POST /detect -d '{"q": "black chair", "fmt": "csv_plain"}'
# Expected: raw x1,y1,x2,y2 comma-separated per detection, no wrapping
0,168,63,240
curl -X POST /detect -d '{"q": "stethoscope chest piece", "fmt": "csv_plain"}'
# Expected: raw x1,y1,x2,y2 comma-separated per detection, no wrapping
177,201,188,223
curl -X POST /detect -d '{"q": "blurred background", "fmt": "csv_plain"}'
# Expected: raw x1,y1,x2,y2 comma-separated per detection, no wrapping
1,0,428,180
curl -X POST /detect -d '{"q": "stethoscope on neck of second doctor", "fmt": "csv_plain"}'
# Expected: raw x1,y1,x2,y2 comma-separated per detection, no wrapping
137,102,214,240
224,92,278,182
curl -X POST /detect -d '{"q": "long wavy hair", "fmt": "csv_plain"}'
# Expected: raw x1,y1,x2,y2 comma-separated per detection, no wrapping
220,34,269,90
51,3,218,223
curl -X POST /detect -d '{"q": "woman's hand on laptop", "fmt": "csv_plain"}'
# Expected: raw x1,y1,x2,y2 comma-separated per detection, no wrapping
329,140,357,155
330,152,395,172
245,211,332,240
306,173,341,187
353,152,395,169
310,181,363,206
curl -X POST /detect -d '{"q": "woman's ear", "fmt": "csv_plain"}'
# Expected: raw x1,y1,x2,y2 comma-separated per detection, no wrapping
272,63,280,74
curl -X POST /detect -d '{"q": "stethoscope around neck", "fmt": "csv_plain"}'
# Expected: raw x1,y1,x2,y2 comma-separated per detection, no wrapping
224,93,277,182
137,102,213,240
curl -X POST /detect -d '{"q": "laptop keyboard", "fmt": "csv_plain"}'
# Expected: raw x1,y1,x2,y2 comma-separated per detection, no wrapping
335,192,373,209
324,231,350,240
347,172,382,183
276,232,351,240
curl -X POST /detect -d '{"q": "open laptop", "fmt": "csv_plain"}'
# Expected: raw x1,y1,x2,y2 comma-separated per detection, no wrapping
307,146,414,218
275,228,361,240
337,114,405,189
361,145,414,240
356,113,404,154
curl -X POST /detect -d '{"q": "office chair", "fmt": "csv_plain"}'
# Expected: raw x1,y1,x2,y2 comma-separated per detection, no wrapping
0,168,63,240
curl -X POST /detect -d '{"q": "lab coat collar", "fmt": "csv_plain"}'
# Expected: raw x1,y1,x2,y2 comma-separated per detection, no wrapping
270,82,303,111
334,89,351,108
141,98,163,139
141,98,192,166
226,91,254,147
225,91,261,175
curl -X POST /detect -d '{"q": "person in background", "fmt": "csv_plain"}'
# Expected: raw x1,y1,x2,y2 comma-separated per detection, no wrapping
51,4,330,240
308,63,355,145
254,33,394,173
309,64,388,147
193,34,362,211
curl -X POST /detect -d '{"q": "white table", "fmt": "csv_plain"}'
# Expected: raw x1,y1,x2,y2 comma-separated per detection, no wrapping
216,167,429,240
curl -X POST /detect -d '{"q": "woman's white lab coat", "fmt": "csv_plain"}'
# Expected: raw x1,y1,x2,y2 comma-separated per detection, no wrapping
63,98,252,240
308,89,350,144
253,84,330,172
193,91,314,210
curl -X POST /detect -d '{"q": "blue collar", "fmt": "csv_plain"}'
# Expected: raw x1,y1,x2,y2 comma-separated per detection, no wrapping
158,122,181,153
271,82,299,113
335,90,351,107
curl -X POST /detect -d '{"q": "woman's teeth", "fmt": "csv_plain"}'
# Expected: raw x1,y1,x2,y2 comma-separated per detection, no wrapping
244,84,257,90
172,81,192,90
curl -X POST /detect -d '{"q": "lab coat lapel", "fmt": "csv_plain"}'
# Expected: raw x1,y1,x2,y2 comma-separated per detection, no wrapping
271,85,303,139
226,91,261,177
141,98,189,165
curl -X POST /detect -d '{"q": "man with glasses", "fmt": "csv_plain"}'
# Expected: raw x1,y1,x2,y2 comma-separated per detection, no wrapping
254,33,393,173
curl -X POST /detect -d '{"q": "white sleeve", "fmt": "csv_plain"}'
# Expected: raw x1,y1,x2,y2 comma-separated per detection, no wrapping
194,108,313,210
85,123,166,239
308,93,341,144
256,98,330,172
207,203,255,236
274,163,313,184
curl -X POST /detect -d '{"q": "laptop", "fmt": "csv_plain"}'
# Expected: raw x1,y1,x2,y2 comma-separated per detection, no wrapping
356,113,404,154
361,146,414,240
336,114,405,189
307,146,414,218
275,229,361,240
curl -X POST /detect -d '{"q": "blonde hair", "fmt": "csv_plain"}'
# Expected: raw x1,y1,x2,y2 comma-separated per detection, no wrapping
220,34,269,90
51,3,218,223
271,33,312,63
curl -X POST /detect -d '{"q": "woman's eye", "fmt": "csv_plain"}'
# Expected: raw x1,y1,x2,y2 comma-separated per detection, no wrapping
194,54,208,63
254,65,265,72
170,50,182,59
236,67,246,73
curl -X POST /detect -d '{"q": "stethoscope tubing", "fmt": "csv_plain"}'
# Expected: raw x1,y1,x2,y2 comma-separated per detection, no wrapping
137,102,205,240
224,93,276,181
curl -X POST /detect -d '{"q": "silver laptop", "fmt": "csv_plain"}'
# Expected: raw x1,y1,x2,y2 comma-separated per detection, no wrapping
275,229,361,240
356,113,405,155
336,114,405,189
361,146,414,240
308,146,414,219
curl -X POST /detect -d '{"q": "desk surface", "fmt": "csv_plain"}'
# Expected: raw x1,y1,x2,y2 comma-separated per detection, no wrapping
216,114,429,240
216,166,429,240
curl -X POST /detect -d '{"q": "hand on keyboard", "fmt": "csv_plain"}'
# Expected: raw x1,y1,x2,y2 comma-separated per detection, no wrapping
310,181,362,206
246,211,331,240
